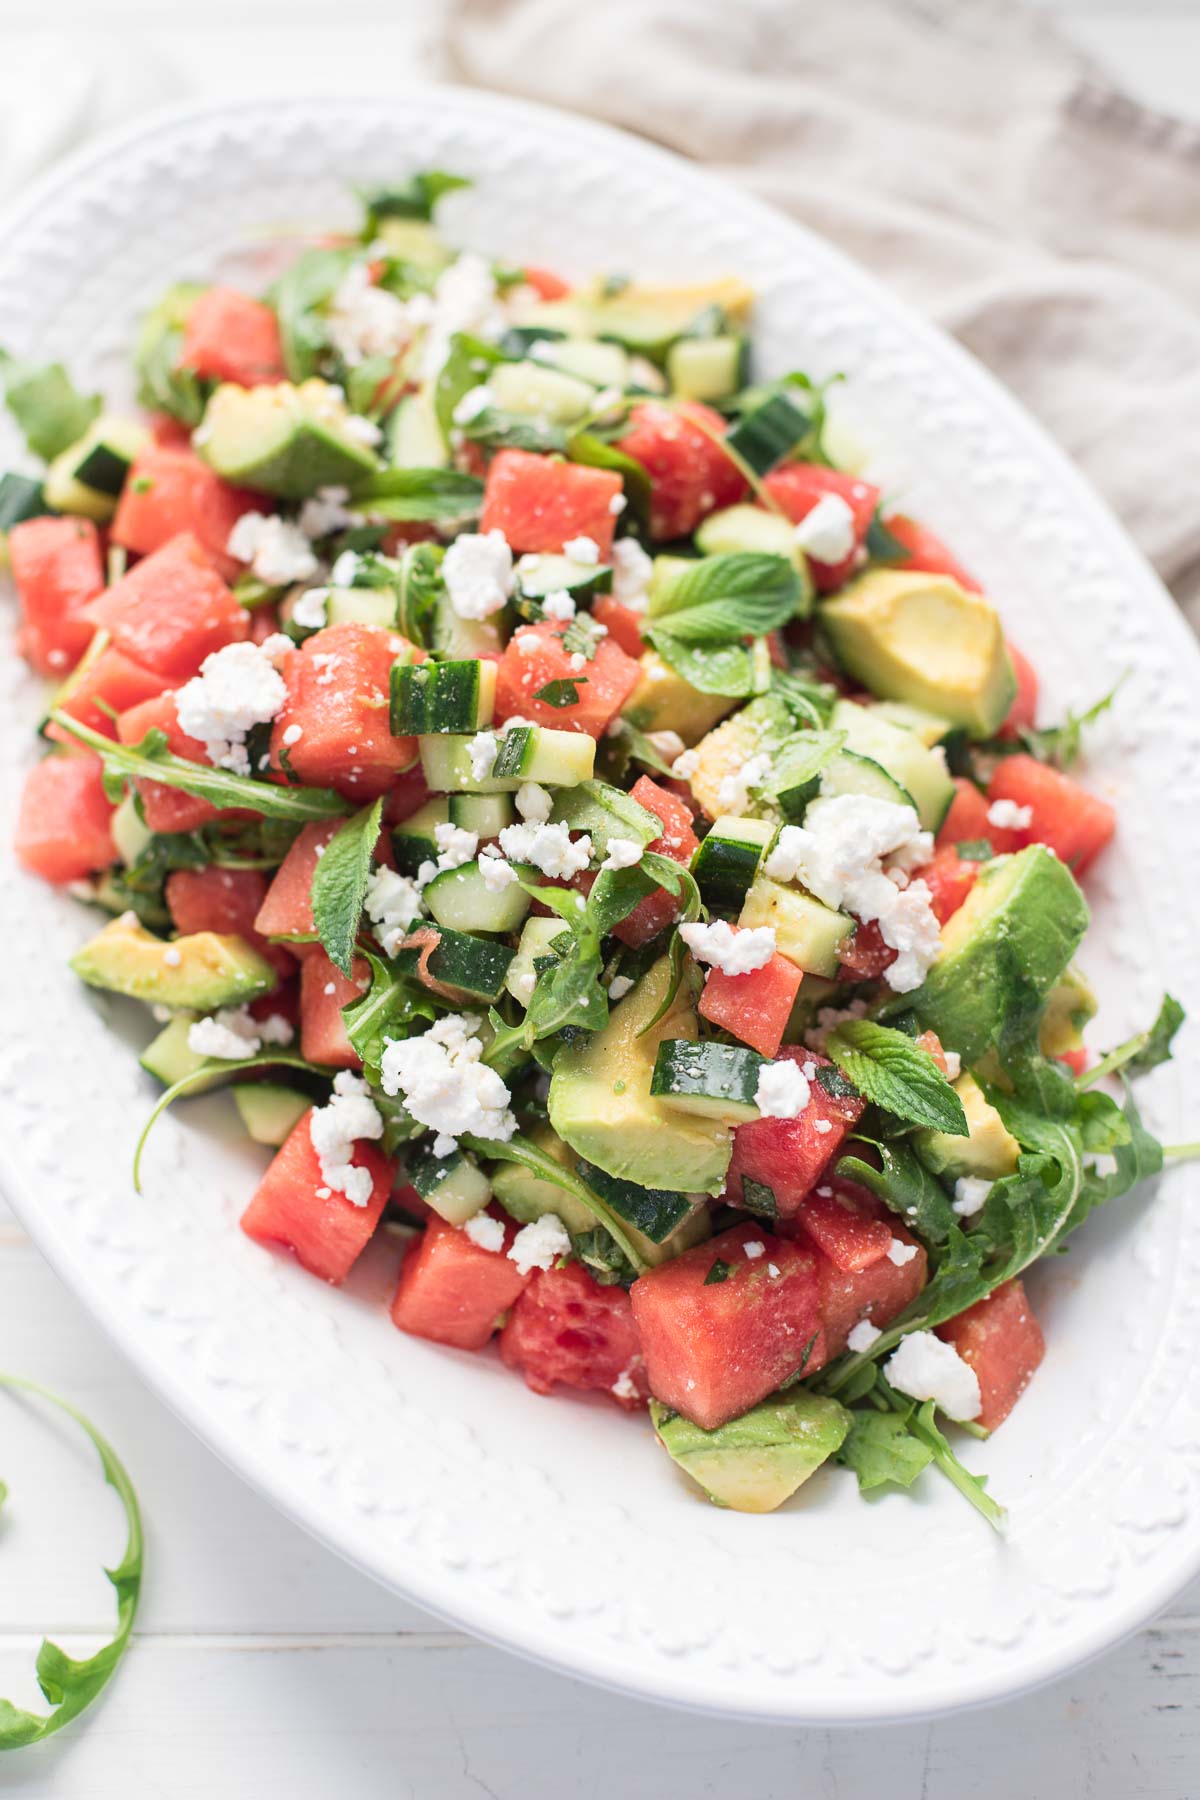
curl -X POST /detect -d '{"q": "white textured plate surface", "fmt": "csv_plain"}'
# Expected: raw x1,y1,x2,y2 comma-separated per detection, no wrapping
1,92,1198,1726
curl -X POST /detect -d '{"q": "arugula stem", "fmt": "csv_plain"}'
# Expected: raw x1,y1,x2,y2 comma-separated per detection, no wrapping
1163,1142,1200,1161
134,1052,333,1191
1075,1032,1149,1090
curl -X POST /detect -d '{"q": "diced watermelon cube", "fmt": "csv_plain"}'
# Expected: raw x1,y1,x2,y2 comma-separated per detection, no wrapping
383,764,431,828
698,949,804,1059
8,516,105,675
877,513,982,593
590,594,645,659
254,819,341,943
85,533,248,679
500,1260,648,1406
998,642,1038,739
392,1214,530,1352
630,1222,822,1430
615,401,746,541
494,619,640,738
268,622,419,801
178,286,285,387
15,753,116,884
480,448,622,558
165,865,293,980
111,446,259,581
46,645,171,743
911,844,979,925
936,1277,1045,1431
240,1108,390,1283
300,949,371,1068
986,754,1115,874
809,1222,927,1363
792,1178,895,1273
723,1050,866,1217
521,267,572,301
837,919,894,982
764,464,880,591
611,774,700,947
116,690,226,833
935,776,996,851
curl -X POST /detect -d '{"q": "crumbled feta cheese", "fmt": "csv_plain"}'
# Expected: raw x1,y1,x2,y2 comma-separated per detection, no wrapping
163,946,182,966
953,1176,992,1218
611,1365,639,1400
453,384,494,425
847,1320,882,1353
330,550,361,587
562,535,599,565
418,252,504,381
885,1330,981,1421
291,587,330,629
813,1118,833,1135
187,1003,292,1061
227,512,319,587
742,1239,765,1259
380,1012,517,1142
466,730,498,782
516,631,541,658
987,798,1033,830
298,486,359,540
646,729,685,764
507,1212,572,1275
326,261,417,366
793,492,857,564
672,748,700,781
943,1050,962,1082
541,588,576,621
308,1071,385,1208
433,821,478,871
175,641,288,776
432,1132,458,1159
765,796,940,993
343,413,382,448
324,982,336,996
679,920,775,976
364,866,425,955
609,493,628,516
717,751,772,816
607,974,634,1001
887,1239,918,1266
479,855,517,892
513,970,537,1003
600,837,643,871
442,530,513,620
498,819,592,879
804,998,870,1051
514,781,552,823
610,536,653,607
754,1059,811,1120
463,1211,505,1252
281,723,303,746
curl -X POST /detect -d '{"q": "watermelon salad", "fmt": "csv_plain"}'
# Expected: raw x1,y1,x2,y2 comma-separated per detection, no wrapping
4,172,1190,1522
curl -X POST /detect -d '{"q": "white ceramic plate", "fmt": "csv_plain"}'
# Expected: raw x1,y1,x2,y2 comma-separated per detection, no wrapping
1,91,1198,1727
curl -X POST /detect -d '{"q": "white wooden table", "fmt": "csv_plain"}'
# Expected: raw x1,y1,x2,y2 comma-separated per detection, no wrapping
4,2,1200,1791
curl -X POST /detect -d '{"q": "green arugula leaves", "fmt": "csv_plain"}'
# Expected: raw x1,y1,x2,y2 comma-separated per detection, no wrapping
311,799,383,976
0,351,100,461
360,171,470,233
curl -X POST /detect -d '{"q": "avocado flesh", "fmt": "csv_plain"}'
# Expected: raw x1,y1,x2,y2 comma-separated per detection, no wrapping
651,1393,851,1512
622,651,736,741
1040,963,1097,1057
197,379,379,499
72,915,276,1010
686,693,793,820
908,846,1089,1065
914,1071,1020,1180
821,569,1016,737
548,959,733,1196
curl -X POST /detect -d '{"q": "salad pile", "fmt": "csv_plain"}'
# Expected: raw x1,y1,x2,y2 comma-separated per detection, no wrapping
4,174,1188,1521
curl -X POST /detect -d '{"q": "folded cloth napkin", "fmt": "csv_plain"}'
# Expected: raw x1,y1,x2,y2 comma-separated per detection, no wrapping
442,0,1200,622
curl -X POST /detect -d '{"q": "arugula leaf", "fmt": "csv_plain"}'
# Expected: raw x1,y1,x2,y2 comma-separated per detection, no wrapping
434,332,508,437
133,1050,332,1191
0,1379,142,1749
311,799,383,977
905,1396,1006,1531
460,1133,648,1273
646,553,802,642
570,1225,639,1287
51,713,351,823
533,678,587,707
1078,992,1185,1089
838,1407,934,1491
837,1139,957,1244
0,351,100,461
1014,675,1126,771
824,1020,968,1134
133,287,207,427
270,247,354,382
394,542,446,646
1066,1079,1164,1234
360,171,469,231
576,1159,693,1244
342,949,439,1085
566,433,652,534
355,467,483,521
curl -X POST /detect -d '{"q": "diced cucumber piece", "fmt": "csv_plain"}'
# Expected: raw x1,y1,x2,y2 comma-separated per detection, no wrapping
431,591,503,661
650,1039,764,1122
488,360,596,424
690,815,775,909
391,657,496,735
739,876,852,978
391,798,449,875
666,335,747,403
514,551,612,603
407,1140,492,1226
829,699,954,832
420,727,595,793
448,792,515,837
410,927,514,1002
384,387,449,469
492,1127,597,1234
532,338,630,388
0,471,50,534
724,390,812,475
108,790,151,867
139,1014,228,1094
819,748,915,810
324,586,399,629
423,859,532,934
549,778,660,862
868,699,955,748
45,415,150,522
504,916,570,1004
766,729,846,821
232,1083,310,1147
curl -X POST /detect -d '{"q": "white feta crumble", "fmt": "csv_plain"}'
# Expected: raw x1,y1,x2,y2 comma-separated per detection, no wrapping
609,493,628,516
672,748,700,781
330,550,361,587
463,1211,506,1253
953,1176,993,1218
679,920,775,977
611,1365,640,1401
513,970,537,1003
507,1212,572,1275
324,982,336,996
885,1330,981,1422
379,1012,517,1143
187,1005,292,1061
417,252,504,381
442,530,513,620
479,854,517,891
600,836,644,871
804,998,870,1051
498,819,591,879
308,1072,384,1208
742,1239,765,1260
813,1118,833,1135
433,821,479,871
716,751,772,816
887,1238,919,1266
514,781,553,823
645,729,685,764
432,1132,458,1159
290,587,329,630
847,1320,882,1353
175,641,288,776
452,384,495,425
765,795,940,993
163,946,182,966
466,730,498,782
364,866,425,956
943,1050,962,1082
793,493,857,564
343,413,382,449
610,536,653,607
298,486,359,540
562,534,599,565
326,261,417,365
541,588,576,621
754,1059,811,1120
515,630,541,658
987,798,1033,831
281,723,303,746
607,974,634,1001
227,512,319,587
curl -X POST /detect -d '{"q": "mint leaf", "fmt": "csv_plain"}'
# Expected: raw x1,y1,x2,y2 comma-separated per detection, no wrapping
824,1020,967,1134
740,1176,777,1219
704,1259,733,1285
394,542,445,646
342,949,439,1085
647,552,802,641
434,332,507,437
1,352,100,461
646,633,769,698
311,798,383,977
561,613,608,661
356,467,483,521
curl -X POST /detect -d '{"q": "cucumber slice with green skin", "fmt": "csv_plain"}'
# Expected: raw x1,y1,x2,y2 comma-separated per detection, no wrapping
232,1083,310,1147
829,699,954,831
766,729,847,821
430,591,503,661
0,472,49,534
724,390,813,475
420,727,595,794
372,217,452,271
487,360,596,425
867,699,955,749
690,815,776,910
391,658,497,735
531,338,630,389
324,587,398,629
197,380,379,500
391,798,449,875
514,551,613,603
44,416,150,522
384,388,449,470
406,1141,492,1226
405,927,515,1002
139,1014,229,1094
504,916,569,1004
819,748,915,810
549,779,660,862
739,875,853,978
422,859,532,934
448,792,515,838
666,335,747,403
650,1039,765,1122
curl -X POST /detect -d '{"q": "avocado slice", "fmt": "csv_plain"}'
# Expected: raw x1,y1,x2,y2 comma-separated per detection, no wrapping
621,650,737,741
914,1071,1020,1180
908,846,1089,1064
548,959,733,1196
1040,964,1097,1059
650,1392,851,1512
72,914,277,1010
821,569,1016,737
196,378,379,499
685,692,793,820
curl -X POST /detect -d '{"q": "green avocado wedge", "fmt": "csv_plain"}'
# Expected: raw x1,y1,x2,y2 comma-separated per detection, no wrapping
650,1393,851,1512
71,916,276,1011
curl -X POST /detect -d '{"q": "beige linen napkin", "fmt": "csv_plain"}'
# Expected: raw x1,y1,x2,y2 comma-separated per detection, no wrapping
443,0,1200,621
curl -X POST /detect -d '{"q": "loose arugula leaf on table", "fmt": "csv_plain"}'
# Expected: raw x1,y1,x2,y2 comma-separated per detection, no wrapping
823,1020,968,1135
0,1378,142,1750
360,171,470,233
459,1133,648,1273
270,247,355,382
355,467,484,522
0,351,100,461
311,798,383,977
